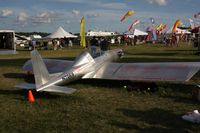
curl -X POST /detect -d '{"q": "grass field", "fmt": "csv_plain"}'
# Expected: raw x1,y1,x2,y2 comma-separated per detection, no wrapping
0,43,200,133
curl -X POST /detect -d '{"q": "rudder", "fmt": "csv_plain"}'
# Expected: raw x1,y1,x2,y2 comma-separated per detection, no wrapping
31,50,50,88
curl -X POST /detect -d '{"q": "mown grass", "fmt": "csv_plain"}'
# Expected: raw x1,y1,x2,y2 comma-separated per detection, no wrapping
0,43,200,133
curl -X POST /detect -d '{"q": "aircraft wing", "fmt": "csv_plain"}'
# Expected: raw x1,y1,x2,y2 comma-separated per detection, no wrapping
23,59,73,74
91,62,200,82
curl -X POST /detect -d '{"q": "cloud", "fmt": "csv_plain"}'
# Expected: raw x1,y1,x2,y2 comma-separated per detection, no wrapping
16,12,29,24
66,20,71,24
86,13,101,19
32,11,59,24
146,0,168,6
72,10,80,16
45,0,83,3
0,9,13,17
96,2,130,9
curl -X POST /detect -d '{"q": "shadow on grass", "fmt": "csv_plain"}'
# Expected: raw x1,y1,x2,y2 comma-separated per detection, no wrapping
3,73,35,83
71,79,130,89
0,88,81,101
112,108,198,133
0,89,56,99
119,57,200,63
0,58,29,67
4,73,27,79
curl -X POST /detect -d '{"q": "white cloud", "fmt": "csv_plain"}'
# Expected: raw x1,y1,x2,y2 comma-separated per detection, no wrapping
0,9,13,17
32,11,59,24
146,0,168,6
45,0,83,3
86,13,101,19
16,12,28,24
72,10,80,16
96,2,130,9
66,20,71,24
45,0,130,9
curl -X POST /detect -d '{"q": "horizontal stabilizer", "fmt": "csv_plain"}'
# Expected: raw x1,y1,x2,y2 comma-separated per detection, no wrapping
43,85,76,94
15,83,36,89
15,84,76,94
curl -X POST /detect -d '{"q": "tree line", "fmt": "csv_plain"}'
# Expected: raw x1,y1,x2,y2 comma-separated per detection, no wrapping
16,32,50,37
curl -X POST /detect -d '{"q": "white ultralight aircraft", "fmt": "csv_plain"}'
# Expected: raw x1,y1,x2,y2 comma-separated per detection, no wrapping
16,49,200,94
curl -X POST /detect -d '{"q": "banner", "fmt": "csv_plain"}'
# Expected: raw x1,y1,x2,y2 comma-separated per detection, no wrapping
120,10,134,22
128,19,140,31
172,19,182,33
80,17,86,47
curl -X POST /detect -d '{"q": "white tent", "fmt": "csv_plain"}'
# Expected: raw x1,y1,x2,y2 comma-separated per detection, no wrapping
133,29,148,36
46,26,77,38
124,29,148,38
166,27,191,34
86,31,116,36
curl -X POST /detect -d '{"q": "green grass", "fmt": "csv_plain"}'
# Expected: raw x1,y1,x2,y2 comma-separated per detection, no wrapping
0,43,200,133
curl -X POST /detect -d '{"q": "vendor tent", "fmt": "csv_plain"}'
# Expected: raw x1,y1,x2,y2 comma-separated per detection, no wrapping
133,29,148,36
86,31,116,36
46,26,77,38
124,29,148,38
166,27,191,34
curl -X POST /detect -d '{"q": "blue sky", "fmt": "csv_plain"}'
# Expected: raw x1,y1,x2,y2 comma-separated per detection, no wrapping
0,0,199,33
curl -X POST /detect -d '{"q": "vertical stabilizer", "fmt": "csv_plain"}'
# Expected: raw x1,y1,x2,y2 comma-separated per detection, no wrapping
31,50,50,88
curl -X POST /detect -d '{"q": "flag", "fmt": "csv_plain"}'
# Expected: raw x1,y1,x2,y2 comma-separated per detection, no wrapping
156,24,164,30
194,12,200,18
152,28,157,41
189,18,195,29
160,24,167,33
172,19,182,33
150,17,155,25
80,17,86,47
120,10,134,22
156,23,167,32
128,19,140,31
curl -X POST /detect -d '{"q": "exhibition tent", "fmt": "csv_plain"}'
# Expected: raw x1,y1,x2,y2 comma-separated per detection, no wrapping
133,29,148,36
46,26,77,38
166,27,191,34
124,29,148,38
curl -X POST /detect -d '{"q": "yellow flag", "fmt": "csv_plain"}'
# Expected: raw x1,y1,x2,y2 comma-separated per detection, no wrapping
120,10,134,22
172,19,182,33
80,17,86,47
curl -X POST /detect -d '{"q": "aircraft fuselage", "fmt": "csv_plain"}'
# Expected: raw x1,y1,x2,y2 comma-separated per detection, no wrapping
37,49,123,91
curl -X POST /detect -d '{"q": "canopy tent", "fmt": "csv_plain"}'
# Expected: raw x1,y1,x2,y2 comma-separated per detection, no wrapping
166,27,191,34
133,29,148,36
46,26,77,39
124,29,148,38
86,31,117,36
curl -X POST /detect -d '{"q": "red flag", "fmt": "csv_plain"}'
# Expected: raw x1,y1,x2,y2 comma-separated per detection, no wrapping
128,19,140,31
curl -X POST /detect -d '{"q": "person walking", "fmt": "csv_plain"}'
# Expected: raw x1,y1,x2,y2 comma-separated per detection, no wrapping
90,36,98,56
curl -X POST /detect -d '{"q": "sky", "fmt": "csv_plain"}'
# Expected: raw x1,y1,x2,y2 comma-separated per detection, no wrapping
0,0,199,33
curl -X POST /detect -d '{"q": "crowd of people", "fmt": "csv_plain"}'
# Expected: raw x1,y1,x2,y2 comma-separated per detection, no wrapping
28,38,74,50
89,36,110,56
27,28,200,57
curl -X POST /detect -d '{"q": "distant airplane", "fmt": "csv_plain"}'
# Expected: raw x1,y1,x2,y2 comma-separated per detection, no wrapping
16,49,200,94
